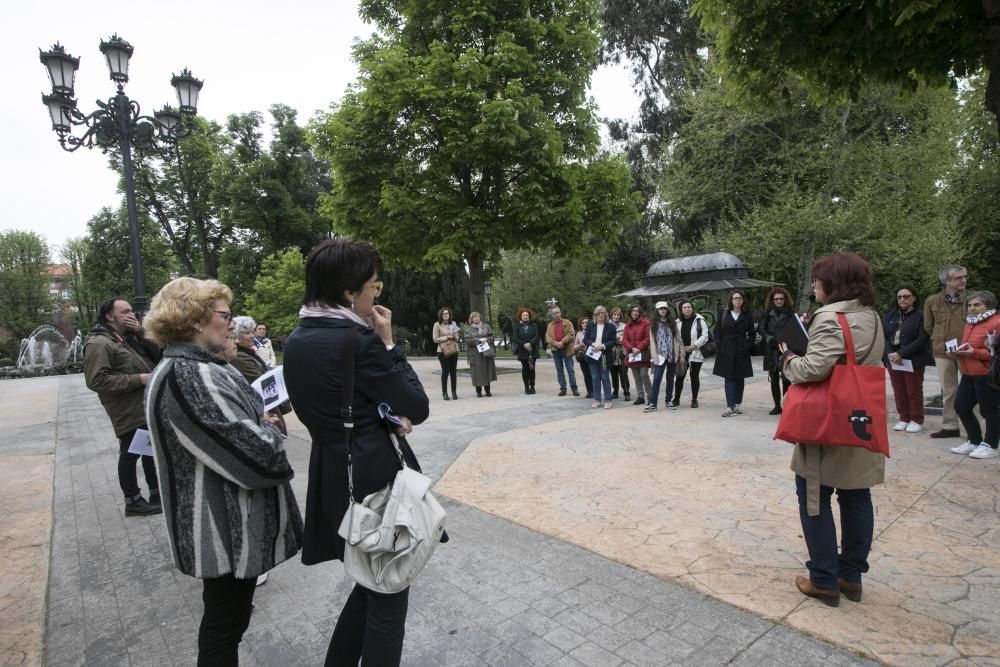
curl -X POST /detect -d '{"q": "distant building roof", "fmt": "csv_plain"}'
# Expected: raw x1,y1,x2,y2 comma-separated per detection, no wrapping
616,252,780,297
47,264,72,278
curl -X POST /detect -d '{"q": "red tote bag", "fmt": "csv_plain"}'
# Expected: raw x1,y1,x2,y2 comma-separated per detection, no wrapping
774,313,890,457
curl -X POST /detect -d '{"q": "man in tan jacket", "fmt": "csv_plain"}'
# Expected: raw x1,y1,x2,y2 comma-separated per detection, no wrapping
923,265,968,438
545,305,579,396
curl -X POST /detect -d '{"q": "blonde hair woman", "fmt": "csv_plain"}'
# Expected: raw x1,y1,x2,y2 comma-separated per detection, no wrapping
143,277,302,664
582,305,617,408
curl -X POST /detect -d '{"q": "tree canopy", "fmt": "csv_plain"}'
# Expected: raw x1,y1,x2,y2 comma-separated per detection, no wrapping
311,0,640,315
0,231,51,352
692,1,1000,134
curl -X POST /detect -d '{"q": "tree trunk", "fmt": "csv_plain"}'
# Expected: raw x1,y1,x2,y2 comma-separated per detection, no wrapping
467,252,486,317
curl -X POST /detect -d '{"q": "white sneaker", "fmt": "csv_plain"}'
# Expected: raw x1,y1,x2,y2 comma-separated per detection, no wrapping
969,443,998,459
905,422,923,433
256,573,268,587
721,407,735,418
893,421,908,431
733,404,743,415
951,441,977,455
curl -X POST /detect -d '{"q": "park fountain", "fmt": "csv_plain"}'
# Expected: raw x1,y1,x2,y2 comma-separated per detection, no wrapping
4,325,84,378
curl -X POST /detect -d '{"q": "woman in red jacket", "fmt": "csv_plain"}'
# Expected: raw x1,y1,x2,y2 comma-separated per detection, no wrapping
623,305,652,405
949,290,1000,459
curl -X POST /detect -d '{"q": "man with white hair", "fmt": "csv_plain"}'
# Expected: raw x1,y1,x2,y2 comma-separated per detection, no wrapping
923,264,969,438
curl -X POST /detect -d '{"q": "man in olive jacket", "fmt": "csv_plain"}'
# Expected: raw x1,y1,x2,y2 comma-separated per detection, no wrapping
923,265,968,438
83,298,162,516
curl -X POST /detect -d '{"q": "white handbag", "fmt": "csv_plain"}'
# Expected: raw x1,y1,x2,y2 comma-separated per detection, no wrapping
338,433,446,593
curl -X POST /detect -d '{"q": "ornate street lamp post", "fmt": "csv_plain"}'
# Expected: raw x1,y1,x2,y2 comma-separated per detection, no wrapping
39,36,203,315
483,280,493,336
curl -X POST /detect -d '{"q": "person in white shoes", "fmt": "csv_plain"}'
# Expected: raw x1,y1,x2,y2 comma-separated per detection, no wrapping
882,286,934,434
948,291,1000,459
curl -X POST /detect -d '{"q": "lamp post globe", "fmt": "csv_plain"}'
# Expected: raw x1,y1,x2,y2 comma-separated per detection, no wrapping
39,37,202,316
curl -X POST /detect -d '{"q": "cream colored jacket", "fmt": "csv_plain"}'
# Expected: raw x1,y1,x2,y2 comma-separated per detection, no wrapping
784,299,886,516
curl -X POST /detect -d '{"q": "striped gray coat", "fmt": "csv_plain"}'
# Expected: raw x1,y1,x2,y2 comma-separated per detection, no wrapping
145,342,303,579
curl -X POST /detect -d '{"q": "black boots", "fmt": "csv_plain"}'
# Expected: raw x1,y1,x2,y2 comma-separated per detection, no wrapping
443,391,450,401
125,496,162,517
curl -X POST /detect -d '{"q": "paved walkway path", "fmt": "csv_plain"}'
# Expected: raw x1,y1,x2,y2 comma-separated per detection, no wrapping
1,354,991,665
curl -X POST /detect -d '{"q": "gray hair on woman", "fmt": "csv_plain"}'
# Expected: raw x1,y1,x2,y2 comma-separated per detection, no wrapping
232,315,257,337
592,305,608,320
965,290,997,309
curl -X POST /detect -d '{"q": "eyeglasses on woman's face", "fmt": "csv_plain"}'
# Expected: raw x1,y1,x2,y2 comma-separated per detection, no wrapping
897,293,915,301
212,309,233,323
773,296,785,302
369,281,384,297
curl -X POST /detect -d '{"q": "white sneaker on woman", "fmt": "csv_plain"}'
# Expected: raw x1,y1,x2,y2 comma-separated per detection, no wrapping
893,421,908,431
905,422,923,433
950,441,977,455
969,443,998,459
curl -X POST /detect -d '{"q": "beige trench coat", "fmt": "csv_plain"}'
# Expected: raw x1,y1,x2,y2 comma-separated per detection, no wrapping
783,299,886,516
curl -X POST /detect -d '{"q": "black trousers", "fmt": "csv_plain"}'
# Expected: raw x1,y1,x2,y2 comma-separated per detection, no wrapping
674,361,702,402
519,359,536,389
198,574,257,667
611,363,630,395
437,353,458,393
577,357,593,395
326,584,409,667
955,375,1000,447
769,369,791,406
117,429,159,501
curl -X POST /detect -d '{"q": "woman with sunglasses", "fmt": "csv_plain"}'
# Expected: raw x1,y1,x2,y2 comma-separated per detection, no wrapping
761,288,796,415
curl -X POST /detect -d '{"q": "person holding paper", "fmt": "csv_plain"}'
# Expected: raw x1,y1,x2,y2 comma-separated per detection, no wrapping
432,307,461,400
623,305,653,405
948,290,1000,459
882,286,934,433
512,307,541,394
646,302,684,411
463,311,497,397
673,301,710,408
143,277,303,665
923,264,969,438
583,306,617,408
609,307,631,401
83,297,162,517
762,288,796,415
714,291,756,417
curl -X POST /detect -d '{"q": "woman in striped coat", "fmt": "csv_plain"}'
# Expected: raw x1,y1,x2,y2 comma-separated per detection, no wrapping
144,276,303,666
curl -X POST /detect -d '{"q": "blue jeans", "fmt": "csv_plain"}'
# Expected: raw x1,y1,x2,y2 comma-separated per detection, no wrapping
650,362,676,407
795,475,873,589
587,357,612,401
724,378,745,407
551,348,578,391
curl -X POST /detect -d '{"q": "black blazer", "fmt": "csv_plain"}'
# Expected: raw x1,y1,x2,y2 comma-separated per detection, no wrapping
283,317,430,565
883,307,934,368
583,320,617,358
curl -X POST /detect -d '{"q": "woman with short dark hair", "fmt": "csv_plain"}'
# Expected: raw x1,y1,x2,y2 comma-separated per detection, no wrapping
283,238,431,666
512,307,540,394
883,286,933,433
779,252,884,607
713,291,755,417
623,305,652,405
574,316,594,398
609,307,631,401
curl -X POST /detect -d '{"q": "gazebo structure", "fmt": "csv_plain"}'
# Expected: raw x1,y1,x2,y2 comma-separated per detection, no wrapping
616,252,780,327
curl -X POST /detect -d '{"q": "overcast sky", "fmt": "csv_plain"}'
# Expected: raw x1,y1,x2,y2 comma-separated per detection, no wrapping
2,1,640,258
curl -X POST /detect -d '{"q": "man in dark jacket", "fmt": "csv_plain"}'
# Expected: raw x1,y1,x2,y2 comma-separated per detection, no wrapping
83,297,162,516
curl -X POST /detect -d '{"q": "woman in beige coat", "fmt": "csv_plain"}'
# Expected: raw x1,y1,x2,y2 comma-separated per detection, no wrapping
779,253,885,608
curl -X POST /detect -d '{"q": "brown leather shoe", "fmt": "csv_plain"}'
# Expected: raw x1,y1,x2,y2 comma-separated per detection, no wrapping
838,579,862,602
795,576,840,607
929,428,961,439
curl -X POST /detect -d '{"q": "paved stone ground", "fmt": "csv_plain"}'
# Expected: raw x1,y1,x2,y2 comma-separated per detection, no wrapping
8,360,881,666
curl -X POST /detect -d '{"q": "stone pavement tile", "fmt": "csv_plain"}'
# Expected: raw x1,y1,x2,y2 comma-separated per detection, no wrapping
477,643,533,667
642,629,699,662
541,625,587,652
516,634,568,666
583,623,630,652
568,641,624,666
615,639,670,666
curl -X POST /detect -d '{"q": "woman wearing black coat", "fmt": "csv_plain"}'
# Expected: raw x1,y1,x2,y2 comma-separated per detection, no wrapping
713,290,756,417
283,239,430,667
761,287,796,415
512,307,541,394
883,285,934,433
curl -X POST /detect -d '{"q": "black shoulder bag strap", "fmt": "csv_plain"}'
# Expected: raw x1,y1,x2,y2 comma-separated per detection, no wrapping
340,327,358,502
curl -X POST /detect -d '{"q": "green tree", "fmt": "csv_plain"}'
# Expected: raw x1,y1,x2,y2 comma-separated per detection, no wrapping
0,230,51,353
664,78,962,307
80,207,177,311
60,237,92,324
244,249,306,334
692,0,1000,136
311,0,640,315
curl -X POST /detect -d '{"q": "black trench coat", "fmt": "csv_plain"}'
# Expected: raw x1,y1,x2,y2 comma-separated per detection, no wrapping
283,317,431,565
712,310,756,380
